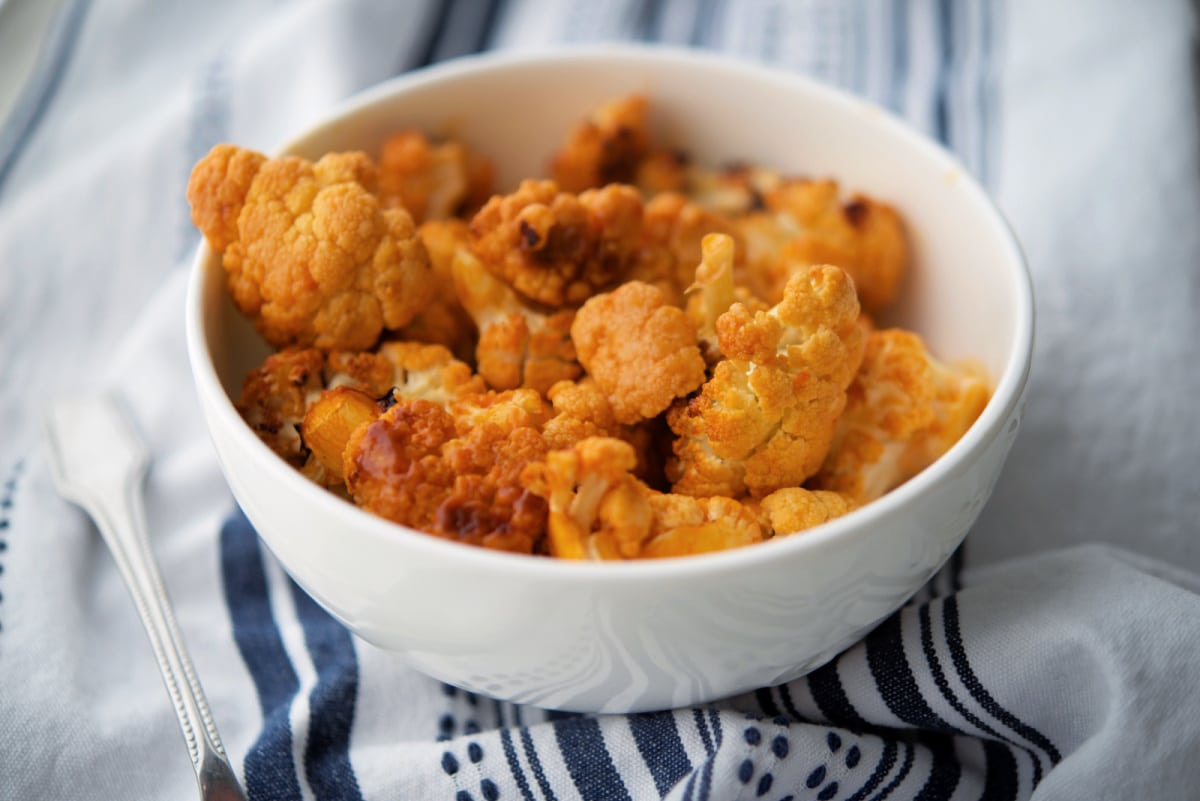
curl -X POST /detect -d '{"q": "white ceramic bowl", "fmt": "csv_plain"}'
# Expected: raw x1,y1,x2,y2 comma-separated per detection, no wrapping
186,45,1033,713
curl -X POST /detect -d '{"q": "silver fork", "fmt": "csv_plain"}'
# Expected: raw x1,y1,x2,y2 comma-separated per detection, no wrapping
45,395,248,801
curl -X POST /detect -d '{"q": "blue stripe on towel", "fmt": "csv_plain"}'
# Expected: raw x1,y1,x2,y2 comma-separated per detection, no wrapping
629,711,692,796
697,708,723,801
933,0,954,147
219,508,303,801
843,739,897,801
807,657,870,732
499,727,538,801
917,603,1037,785
870,739,915,801
553,717,633,801
942,597,1061,767
980,740,1020,801
913,735,961,801
865,613,954,733
289,581,365,801
519,725,559,801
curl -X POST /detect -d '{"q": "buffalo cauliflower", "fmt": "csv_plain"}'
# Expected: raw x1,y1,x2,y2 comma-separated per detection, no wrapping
187,144,434,350
685,233,767,365
452,247,581,394
394,219,478,360
449,388,551,435
469,179,643,307
550,94,651,192
736,178,907,314
640,492,764,558
668,261,866,498
525,437,762,560
344,397,549,553
571,280,707,425
812,328,990,504
325,341,485,406
757,487,853,536
524,437,653,560
236,346,327,463
640,192,743,306
377,129,494,223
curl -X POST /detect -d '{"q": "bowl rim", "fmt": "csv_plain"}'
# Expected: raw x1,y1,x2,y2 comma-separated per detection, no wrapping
185,43,1035,584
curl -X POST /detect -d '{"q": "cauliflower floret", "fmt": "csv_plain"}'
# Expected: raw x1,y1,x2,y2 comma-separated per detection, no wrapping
571,280,707,425
326,341,484,406
239,340,483,488
540,378,622,450
550,94,651,192
187,144,434,351
394,219,478,360
377,130,494,223
680,162,783,216
812,328,990,504
668,262,866,498
640,493,764,558
343,399,459,531
541,377,666,486
469,179,643,307
236,346,327,463
736,178,907,314
685,233,768,365
757,487,853,536
524,437,653,560
449,388,551,435
434,422,549,554
186,143,267,252
344,397,549,553
641,192,743,306
452,248,581,394
634,148,689,195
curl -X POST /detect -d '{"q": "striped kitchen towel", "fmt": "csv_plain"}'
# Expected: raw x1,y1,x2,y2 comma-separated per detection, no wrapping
3,1,1200,799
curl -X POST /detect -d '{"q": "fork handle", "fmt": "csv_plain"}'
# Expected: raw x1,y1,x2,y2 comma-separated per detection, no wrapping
82,468,247,801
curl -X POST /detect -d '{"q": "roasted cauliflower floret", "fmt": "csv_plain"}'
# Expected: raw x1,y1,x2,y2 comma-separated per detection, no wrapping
326,341,484,407
571,281,707,425
550,94,651,192
394,219,477,360
236,346,327,463
525,437,653,560
668,263,866,498
449,388,551,435
186,143,267,252
737,178,907,314
453,248,581,394
813,328,989,504
540,378,621,450
344,397,549,553
343,399,459,531
540,378,665,486
377,129,494,223
435,422,549,554
187,144,435,351
684,233,767,365
641,192,743,305
469,179,643,307
641,493,764,558
758,487,853,536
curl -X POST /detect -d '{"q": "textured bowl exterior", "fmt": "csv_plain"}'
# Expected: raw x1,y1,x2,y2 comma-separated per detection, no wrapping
186,46,1033,713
